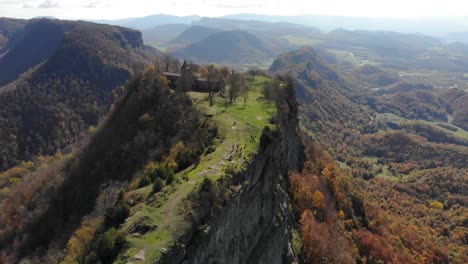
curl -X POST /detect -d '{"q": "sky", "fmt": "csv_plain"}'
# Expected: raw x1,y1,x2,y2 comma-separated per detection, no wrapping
1,0,468,20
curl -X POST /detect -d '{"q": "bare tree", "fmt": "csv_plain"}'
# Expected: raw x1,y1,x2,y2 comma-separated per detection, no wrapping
228,70,246,104
152,57,162,73
241,78,250,108
247,67,259,83
177,60,193,93
162,54,173,72
263,80,280,104
171,58,181,73
201,65,221,107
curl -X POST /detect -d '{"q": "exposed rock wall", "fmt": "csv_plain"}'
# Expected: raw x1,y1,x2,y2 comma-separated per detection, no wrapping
182,103,304,263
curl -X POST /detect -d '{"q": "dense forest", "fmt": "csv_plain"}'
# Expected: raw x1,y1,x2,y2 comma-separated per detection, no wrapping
0,66,216,263
272,47,467,263
0,19,158,171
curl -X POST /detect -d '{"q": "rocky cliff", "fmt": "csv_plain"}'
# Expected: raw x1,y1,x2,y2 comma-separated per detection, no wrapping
161,82,304,264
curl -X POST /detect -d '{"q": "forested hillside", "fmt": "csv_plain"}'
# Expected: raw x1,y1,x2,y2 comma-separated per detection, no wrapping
0,60,301,263
271,47,376,155
0,18,26,47
0,19,158,171
272,47,468,263
0,67,215,263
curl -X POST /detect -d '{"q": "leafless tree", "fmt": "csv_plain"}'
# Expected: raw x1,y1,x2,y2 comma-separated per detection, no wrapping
200,65,222,107
171,58,181,73
228,70,246,104
162,54,173,72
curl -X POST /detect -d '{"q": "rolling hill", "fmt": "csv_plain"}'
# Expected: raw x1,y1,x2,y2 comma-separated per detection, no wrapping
142,23,191,44
172,30,275,65
170,26,221,44
194,17,313,34
0,18,158,171
444,31,468,43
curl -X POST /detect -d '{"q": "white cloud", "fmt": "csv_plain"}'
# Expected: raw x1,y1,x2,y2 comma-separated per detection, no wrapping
37,0,59,8
1,0,468,20
83,1,101,8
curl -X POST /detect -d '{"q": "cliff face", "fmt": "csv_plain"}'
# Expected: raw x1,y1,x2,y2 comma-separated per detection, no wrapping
179,92,304,264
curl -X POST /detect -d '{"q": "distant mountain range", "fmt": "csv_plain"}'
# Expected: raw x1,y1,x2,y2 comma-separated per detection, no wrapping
96,13,468,40
142,24,191,44
222,13,468,38
96,14,201,30
444,31,468,44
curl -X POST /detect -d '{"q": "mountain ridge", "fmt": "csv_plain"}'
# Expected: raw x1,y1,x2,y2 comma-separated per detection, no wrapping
170,26,222,44
0,18,158,171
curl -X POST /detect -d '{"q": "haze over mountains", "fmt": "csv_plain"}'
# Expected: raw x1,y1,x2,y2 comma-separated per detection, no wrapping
95,13,468,43
87,13,468,70
96,14,201,30
111,14,468,75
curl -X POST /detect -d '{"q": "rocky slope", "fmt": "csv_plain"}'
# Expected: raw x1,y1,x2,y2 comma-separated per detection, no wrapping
160,81,305,264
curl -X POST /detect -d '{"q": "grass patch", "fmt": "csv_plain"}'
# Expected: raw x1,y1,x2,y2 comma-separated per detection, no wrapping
281,35,323,46
116,76,276,263
292,228,303,255
376,112,468,140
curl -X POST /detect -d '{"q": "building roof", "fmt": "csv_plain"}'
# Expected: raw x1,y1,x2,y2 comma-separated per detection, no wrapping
162,72,181,77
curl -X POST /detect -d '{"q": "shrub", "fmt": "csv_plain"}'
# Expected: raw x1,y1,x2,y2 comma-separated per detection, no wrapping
176,148,202,171
84,252,99,264
96,228,126,263
105,199,130,228
200,177,213,193
205,146,216,155
138,175,152,188
153,165,174,181
166,172,175,185
144,162,175,181
430,201,444,210
153,178,164,193
143,162,158,179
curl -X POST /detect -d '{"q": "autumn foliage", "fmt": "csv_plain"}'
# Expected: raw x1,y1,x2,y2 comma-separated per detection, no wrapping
288,140,466,263
289,142,357,262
